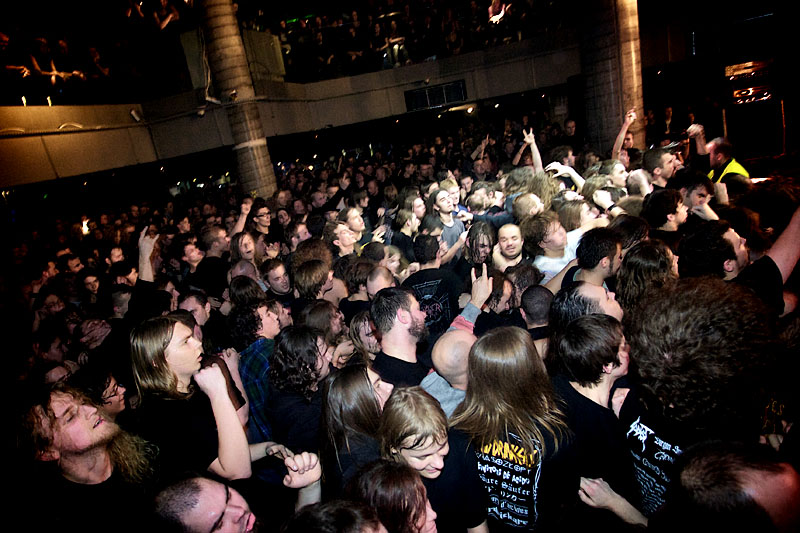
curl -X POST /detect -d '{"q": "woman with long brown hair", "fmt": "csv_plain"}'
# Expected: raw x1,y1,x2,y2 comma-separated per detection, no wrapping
450,326,577,531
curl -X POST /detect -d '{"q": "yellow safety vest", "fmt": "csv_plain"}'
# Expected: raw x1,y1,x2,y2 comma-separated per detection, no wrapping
708,158,750,183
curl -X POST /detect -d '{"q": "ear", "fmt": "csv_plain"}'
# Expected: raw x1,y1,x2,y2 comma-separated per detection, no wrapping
666,213,675,223
601,363,614,375
333,239,341,249
204,302,211,314
396,307,411,325
600,256,611,269
723,259,736,273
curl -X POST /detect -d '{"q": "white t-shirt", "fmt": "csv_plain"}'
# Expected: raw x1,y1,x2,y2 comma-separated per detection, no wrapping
533,228,583,284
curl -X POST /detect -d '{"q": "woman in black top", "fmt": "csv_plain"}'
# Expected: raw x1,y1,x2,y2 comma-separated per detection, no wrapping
321,363,394,495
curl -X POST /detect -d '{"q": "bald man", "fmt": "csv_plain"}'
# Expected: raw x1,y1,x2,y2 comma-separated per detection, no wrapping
366,266,395,300
420,329,477,417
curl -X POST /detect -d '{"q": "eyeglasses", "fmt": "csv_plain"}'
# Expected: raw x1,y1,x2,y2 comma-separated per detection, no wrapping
255,211,271,218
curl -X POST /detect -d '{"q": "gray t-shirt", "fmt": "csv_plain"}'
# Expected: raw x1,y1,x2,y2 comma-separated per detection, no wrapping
420,372,466,418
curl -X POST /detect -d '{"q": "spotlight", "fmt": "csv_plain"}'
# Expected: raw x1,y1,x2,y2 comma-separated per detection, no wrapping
467,107,474,114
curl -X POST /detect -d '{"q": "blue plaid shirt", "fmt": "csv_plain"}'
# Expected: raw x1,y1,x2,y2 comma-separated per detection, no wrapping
238,337,274,443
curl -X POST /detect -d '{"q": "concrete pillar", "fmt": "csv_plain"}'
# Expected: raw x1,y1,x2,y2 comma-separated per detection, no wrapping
200,0,276,198
579,0,644,153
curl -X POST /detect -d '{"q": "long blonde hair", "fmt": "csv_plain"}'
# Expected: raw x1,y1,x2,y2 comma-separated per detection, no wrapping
130,316,184,399
450,326,566,458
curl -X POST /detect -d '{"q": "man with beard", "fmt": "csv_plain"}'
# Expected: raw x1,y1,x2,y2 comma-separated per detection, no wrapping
20,384,155,531
369,286,430,387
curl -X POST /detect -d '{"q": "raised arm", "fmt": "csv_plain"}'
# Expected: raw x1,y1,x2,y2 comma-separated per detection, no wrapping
611,109,636,161
195,364,252,480
767,206,800,283
231,199,252,236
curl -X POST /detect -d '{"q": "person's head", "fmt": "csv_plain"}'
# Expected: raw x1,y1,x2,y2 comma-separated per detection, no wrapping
131,315,202,394
629,278,775,433
520,211,566,257
228,275,266,307
497,224,524,261
282,500,385,533
23,384,120,463
643,148,677,182
623,131,634,150
69,363,127,421
641,189,687,229
299,300,345,346
230,300,281,350
109,260,139,286
346,460,436,533
366,266,395,300
505,263,544,308
548,314,627,387
323,363,391,454
344,260,375,297
557,199,593,232
485,272,514,313
324,221,358,255
615,239,678,313
549,282,623,337
512,192,545,221
412,234,440,265
230,231,257,264
269,325,332,398
464,221,495,266
260,258,291,295
576,227,623,275
651,441,800,533
110,284,133,318
370,287,427,341
450,327,565,458
294,259,333,300
678,220,747,279
154,477,257,533
202,225,230,255
550,145,575,167
380,387,449,480
248,198,273,232
706,137,734,169
431,328,476,390
80,269,101,295
607,214,650,254
520,285,553,328
182,241,205,266
178,290,212,326
349,311,381,356
599,159,628,188
671,171,714,209
418,214,444,237
396,209,420,235
338,207,367,234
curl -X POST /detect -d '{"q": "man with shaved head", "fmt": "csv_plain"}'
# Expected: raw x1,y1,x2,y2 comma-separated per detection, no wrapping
420,329,477,417
366,266,395,300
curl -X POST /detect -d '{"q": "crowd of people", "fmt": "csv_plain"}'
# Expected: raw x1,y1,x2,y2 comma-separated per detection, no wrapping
10,101,800,533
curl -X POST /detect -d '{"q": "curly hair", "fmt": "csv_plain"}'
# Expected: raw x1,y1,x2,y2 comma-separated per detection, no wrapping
615,239,677,314
269,326,324,400
626,278,775,436
228,301,268,351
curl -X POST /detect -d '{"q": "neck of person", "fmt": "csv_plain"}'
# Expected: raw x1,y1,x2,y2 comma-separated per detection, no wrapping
60,447,114,485
659,220,678,232
176,373,193,394
438,211,453,224
443,372,467,391
576,267,606,287
339,244,355,256
652,175,667,188
543,246,565,259
570,376,614,409
205,248,223,259
419,259,440,271
401,225,414,237
380,331,418,363
349,289,369,302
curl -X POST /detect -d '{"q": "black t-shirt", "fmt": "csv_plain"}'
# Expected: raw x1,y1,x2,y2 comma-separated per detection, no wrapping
423,429,488,533
402,268,463,337
733,255,784,316
372,350,430,387
266,386,323,453
552,376,639,522
391,231,416,263
323,434,380,499
339,298,370,327
35,470,151,532
135,390,219,483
